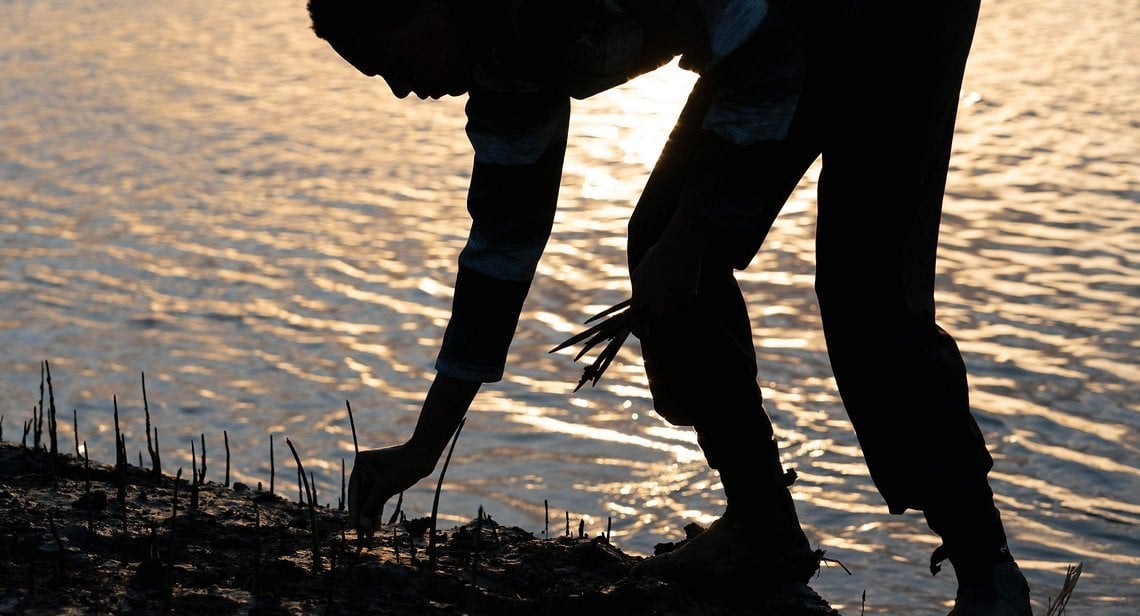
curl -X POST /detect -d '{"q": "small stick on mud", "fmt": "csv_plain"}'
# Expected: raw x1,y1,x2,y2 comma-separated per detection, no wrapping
190,440,199,512
152,427,162,482
428,418,466,570
142,373,161,478
285,437,322,572
346,400,359,456
36,363,44,450
22,418,30,449
117,434,127,506
1,414,4,441
83,443,93,538
113,396,122,469
269,434,275,495
578,519,585,539
223,430,230,487
72,410,79,457
565,511,570,538
198,433,207,484
339,458,346,511
544,500,549,538
32,405,41,451
45,360,58,456
606,516,612,544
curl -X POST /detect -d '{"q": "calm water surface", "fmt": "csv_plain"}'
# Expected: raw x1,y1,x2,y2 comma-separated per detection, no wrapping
2,1,1137,613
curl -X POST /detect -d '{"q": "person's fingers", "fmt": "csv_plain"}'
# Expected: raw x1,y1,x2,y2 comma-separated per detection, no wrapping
359,479,390,536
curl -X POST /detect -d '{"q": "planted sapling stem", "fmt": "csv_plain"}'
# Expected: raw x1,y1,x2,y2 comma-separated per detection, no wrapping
346,400,359,456
153,427,162,481
339,458,346,511
45,360,58,456
117,434,127,505
428,418,466,570
269,434,275,495
199,433,207,484
113,396,122,470
190,441,199,512
142,373,160,477
285,437,322,572
36,363,43,450
223,430,230,487
84,443,93,537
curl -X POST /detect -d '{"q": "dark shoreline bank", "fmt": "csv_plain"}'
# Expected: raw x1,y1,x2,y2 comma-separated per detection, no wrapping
0,442,839,614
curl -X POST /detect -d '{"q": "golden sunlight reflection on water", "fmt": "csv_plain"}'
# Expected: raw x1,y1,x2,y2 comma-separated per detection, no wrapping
2,1,1138,612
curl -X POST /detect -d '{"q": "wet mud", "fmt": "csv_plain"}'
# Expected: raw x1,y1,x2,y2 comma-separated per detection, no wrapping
0,443,839,615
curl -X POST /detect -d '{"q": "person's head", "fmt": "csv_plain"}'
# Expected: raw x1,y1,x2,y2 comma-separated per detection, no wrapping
308,0,473,99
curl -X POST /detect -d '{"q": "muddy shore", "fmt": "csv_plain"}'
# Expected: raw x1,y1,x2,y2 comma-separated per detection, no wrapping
0,442,840,615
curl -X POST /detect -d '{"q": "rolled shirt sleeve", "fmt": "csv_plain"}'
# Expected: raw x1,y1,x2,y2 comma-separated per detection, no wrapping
435,86,571,382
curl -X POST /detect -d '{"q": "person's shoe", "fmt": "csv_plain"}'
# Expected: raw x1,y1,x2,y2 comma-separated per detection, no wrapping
631,513,822,588
947,561,1032,616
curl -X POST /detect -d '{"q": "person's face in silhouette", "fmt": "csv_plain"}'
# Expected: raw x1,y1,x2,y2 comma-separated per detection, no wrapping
331,3,472,99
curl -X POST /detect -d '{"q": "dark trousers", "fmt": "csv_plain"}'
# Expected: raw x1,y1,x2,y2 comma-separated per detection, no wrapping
628,1,999,523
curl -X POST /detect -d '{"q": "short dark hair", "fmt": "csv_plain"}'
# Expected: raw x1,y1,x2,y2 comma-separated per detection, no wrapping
307,0,416,43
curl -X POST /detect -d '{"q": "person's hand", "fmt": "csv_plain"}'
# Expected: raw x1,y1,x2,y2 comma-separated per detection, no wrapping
631,240,702,323
631,209,710,327
347,445,427,538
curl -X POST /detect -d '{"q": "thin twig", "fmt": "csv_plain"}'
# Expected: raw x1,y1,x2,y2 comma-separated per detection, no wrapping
198,433,207,484
269,434,275,495
346,400,359,456
45,360,58,456
143,373,161,477
428,418,467,569
339,458,346,511
285,437,322,572
223,430,230,487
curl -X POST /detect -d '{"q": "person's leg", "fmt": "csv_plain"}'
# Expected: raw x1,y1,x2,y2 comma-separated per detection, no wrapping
814,1,1028,611
628,77,823,580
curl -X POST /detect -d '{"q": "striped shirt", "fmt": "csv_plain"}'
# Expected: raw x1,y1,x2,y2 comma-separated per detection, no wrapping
438,0,809,381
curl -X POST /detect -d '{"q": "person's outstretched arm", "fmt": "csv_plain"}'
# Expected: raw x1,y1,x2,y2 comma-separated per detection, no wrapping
348,86,571,536
348,372,479,535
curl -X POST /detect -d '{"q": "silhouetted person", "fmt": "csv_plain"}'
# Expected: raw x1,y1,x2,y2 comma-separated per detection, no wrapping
308,1,1031,613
